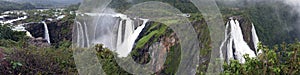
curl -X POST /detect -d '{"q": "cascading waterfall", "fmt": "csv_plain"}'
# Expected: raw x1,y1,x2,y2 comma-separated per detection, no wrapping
75,21,85,47
222,18,260,63
79,13,149,57
42,21,51,44
116,15,149,57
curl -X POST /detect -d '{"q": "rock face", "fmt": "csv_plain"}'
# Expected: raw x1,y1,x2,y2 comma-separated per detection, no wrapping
191,19,211,73
25,19,73,46
25,22,45,38
127,20,181,73
47,19,73,45
130,19,212,73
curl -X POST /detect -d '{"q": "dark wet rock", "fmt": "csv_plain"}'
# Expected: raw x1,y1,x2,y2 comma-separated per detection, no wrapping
25,22,45,38
133,18,143,29
47,19,73,45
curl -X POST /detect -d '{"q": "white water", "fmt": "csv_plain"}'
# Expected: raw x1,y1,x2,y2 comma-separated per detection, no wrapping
77,13,149,57
251,23,262,55
11,25,33,37
0,16,27,24
42,21,51,44
76,21,85,47
0,15,9,18
223,19,257,63
56,15,65,20
224,22,234,63
116,17,149,57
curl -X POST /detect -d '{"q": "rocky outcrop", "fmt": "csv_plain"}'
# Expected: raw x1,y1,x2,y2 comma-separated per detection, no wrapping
133,18,144,29
24,18,73,46
47,19,73,45
25,22,45,38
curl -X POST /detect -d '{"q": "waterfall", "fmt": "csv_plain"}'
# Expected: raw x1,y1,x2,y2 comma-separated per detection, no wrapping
116,17,149,57
223,19,258,63
224,22,234,63
75,21,85,47
42,21,51,44
251,23,262,55
78,13,149,57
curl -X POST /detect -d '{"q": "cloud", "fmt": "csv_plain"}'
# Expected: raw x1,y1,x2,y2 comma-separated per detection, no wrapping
284,0,300,12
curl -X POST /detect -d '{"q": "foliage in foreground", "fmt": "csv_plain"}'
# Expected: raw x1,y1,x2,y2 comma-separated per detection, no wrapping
0,25,26,41
0,40,77,74
223,42,300,75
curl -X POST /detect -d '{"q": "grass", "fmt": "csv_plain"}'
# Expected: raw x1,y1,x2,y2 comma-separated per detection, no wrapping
135,23,168,49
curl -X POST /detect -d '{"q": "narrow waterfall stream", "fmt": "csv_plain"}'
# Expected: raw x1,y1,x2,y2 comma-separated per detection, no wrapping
42,21,51,44
251,23,262,54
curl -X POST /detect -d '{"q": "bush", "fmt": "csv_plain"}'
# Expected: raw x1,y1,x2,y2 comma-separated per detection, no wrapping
223,42,300,75
0,24,26,41
0,40,77,74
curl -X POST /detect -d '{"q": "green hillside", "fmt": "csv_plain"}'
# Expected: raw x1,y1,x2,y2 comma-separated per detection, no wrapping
0,1,35,13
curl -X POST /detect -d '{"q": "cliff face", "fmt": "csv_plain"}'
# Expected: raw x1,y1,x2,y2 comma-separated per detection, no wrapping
130,21,181,73
25,19,73,46
25,23,45,38
47,19,73,45
128,18,212,73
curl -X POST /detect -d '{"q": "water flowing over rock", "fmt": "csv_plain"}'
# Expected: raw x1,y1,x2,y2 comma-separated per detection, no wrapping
42,21,51,44
0,16,27,24
221,17,261,63
116,17,149,57
251,23,262,55
75,13,149,57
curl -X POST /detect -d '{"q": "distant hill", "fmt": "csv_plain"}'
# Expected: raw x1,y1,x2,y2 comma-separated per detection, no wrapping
3,0,82,8
0,1,35,13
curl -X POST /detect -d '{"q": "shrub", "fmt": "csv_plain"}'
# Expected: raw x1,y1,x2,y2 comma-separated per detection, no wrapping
0,40,77,74
223,42,300,75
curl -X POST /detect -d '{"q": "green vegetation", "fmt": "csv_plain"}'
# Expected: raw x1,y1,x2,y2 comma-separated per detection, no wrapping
0,24,26,41
0,0,299,74
135,22,168,49
95,44,131,75
0,37,77,74
219,1,299,46
0,1,35,13
109,0,198,13
246,3,298,46
223,42,300,75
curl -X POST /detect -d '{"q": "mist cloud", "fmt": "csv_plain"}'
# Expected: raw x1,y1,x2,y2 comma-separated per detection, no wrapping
284,0,300,38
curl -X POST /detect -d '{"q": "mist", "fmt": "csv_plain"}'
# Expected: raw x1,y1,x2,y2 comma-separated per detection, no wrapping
284,0,300,38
